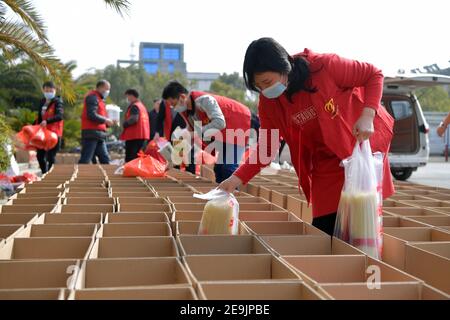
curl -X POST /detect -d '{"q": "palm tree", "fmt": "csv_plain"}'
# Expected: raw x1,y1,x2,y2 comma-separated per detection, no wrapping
0,0,130,103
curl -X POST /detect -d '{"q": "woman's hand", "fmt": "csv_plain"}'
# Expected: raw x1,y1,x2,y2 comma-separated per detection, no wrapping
353,107,376,142
218,175,243,193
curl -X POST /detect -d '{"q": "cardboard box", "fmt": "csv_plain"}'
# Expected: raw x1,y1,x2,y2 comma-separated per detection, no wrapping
167,196,268,204
0,289,65,300
111,192,156,198
68,286,197,300
316,282,449,300
0,237,94,260
63,197,115,205
39,213,103,225
383,200,415,208
383,207,447,217
286,195,304,219
105,212,169,223
176,221,202,235
260,236,362,256
0,259,80,289
405,242,450,293
89,237,179,259
422,194,450,201
183,254,301,283
400,200,450,208
0,225,24,242
428,207,450,214
383,228,450,270
75,257,191,289
12,191,62,199
117,203,171,213
282,255,420,287
57,204,115,214
197,281,324,300
271,189,300,209
65,192,110,198
242,221,328,236
6,197,61,205
389,195,430,201
404,216,450,229
383,216,431,228
177,235,270,256
98,223,172,237
0,204,56,214
17,224,98,238
116,197,167,205
0,213,39,226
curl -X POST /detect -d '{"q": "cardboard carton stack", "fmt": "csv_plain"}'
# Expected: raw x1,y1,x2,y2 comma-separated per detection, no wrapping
0,165,449,300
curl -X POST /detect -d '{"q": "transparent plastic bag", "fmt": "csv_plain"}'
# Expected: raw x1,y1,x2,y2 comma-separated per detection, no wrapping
194,189,240,235
334,140,384,259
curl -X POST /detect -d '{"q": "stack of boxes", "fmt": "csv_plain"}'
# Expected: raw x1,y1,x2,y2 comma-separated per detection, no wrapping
0,164,448,300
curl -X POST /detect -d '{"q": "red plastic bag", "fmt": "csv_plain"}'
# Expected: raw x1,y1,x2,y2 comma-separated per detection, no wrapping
10,172,38,183
123,151,167,178
16,125,58,151
144,140,168,165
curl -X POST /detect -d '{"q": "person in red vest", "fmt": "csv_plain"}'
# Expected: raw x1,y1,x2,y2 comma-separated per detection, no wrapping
35,81,64,174
162,81,252,183
219,38,395,236
120,89,150,162
79,80,116,164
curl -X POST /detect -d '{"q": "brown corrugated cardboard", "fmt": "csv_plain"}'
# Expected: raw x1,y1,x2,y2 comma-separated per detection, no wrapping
405,242,450,294
117,203,171,212
422,194,450,201
39,213,103,224
282,255,421,287
242,221,328,236
17,224,98,238
183,254,302,283
116,197,167,205
11,191,61,199
105,212,169,223
176,221,202,235
316,282,449,300
58,204,115,214
383,216,431,228
63,197,115,205
197,281,324,300
65,192,110,198
89,237,179,258
0,204,56,214
384,227,450,242
111,192,156,198
428,207,450,214
271,189,300,209
98,223,172,237
6,197,61,205
75,257,191,288
0,213,39,226
403,216,450,228
168,196,268,204
400,200,450,208
0,259,80,289
240,211,301,222
383,200,415,208
173,203,284,211
0,288,66,300
286,195,304,219
383,207,447,217
0,237,94,260
260,236,362,256
68,286,198,300
177,235,270,256
0,225,24,242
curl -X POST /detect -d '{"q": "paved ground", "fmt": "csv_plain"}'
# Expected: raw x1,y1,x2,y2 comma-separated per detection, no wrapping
409,157,450,189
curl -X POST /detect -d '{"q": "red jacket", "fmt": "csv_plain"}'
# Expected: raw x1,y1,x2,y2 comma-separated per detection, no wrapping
187,91,251,146
235,49,395,209
82,90,107,131
120,101,150,141
42,101,64,137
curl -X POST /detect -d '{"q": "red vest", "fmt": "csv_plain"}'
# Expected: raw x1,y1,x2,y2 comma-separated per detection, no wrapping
120,100,150,141
82,91,107,131
43,101,63,137
188,91,251,146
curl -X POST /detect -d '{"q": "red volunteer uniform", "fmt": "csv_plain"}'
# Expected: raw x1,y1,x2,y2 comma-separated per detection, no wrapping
43,101,63,137
234,49,395,218
82,90,107,131
120,101,150,141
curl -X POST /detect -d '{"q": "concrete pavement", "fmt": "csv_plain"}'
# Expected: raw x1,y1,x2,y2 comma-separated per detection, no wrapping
408,157,450,189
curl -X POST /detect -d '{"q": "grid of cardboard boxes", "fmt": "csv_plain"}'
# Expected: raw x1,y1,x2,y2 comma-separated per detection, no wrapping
0,163,449,300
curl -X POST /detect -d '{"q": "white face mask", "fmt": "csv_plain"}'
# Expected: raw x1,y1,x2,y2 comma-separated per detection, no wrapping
175,105,187,113
102,90,110,99
262,81,287,99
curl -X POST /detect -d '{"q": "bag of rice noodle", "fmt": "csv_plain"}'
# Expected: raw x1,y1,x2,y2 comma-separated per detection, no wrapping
334,140,384,259
194,189,239,235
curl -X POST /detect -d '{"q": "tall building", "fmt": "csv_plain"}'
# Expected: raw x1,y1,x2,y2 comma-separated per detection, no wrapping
117,42,220,91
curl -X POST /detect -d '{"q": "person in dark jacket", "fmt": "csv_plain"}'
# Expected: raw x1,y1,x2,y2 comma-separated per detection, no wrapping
78,80,116,164
149,99,161,140
154,99,187,140
35,81,64,174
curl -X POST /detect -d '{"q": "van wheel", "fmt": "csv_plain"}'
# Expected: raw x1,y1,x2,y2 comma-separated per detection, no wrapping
391,168,414,181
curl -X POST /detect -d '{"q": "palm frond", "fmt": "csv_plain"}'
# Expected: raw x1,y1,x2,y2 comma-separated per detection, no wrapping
2,0,48,42
103,0,130,17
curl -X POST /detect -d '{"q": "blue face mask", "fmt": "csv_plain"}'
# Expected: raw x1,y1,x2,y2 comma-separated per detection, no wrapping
44,92,56,100
262,82,287,99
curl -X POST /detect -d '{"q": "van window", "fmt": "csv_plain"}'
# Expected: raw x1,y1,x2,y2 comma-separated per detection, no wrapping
391,100,413,120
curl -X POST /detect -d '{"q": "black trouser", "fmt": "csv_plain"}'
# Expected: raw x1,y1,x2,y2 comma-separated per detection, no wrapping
37,137,61,174
312,212,337,236
125,139,146,163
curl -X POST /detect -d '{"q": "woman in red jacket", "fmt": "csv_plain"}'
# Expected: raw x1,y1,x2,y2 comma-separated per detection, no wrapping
219,38,395,236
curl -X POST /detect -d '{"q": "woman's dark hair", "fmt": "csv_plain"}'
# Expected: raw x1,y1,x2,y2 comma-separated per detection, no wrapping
125,88,139,98
42,81,55,89
243,37,316,101
162,81,189,100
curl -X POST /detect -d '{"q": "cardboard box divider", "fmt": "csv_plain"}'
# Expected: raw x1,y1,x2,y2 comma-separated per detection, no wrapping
55,204,115,214
383,207,448,217
177,235,271,256
242,221,328,237
98,222,172,237
117,203,171,213
0,288,66,300
75,257,191,289
68,286,198,300
403,216,450,229
105,212,170,224
0,213,40,226
0,204,57,214
383,216,432,228
16,223,99,238
62,197,115,205
36,213,103,225
0,225,25,242
6,197,62,206
0,237,95,260
399,200,450,208
116,197,168,205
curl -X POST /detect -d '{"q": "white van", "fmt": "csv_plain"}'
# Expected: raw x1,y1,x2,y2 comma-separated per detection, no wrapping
382,74,450,180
